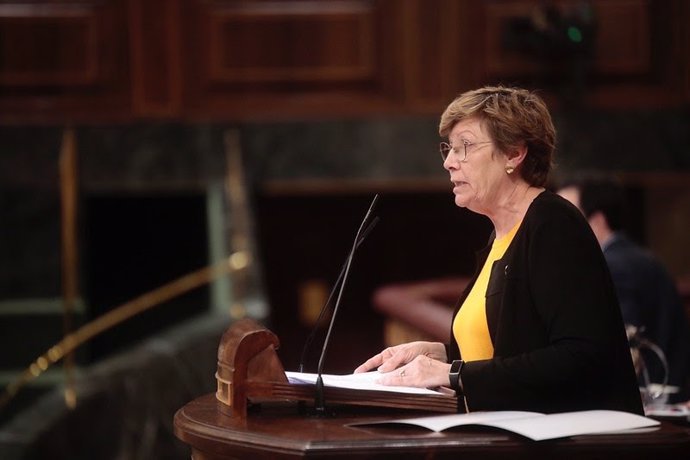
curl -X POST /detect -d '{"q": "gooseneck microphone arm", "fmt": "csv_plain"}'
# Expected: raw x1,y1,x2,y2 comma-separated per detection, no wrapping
314,194,379,415
298,215,379,373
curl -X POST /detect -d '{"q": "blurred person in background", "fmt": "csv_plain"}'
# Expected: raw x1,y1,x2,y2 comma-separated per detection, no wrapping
558,175,690,403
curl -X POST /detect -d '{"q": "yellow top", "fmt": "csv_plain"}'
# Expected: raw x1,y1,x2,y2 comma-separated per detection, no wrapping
453,220,522,361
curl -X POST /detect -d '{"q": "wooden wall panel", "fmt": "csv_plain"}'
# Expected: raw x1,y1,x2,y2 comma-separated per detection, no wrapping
0,1,131,123
207,3,375,83
181,0,406,119
476,0,684,108
0,6,98,86
483,0,651,78
129,0,182,117
399,0,466,110
1,0,689,122
594,0,650,74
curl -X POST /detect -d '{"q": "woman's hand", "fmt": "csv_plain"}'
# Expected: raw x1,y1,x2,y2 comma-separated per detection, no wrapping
353,341,449,388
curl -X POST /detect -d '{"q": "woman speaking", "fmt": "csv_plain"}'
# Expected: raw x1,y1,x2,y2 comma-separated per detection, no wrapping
355,86,643,415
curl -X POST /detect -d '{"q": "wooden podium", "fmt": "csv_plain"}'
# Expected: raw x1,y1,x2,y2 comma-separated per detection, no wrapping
174,319,690,459
212,318,457,417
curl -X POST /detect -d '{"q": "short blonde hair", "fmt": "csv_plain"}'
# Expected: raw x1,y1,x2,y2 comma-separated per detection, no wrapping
439,86,556,187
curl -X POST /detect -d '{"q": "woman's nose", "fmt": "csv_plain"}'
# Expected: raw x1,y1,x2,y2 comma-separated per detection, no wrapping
443,154,456,171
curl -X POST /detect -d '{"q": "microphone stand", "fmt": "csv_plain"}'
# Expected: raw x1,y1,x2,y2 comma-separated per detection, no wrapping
298,216,379,373
313,194,379,416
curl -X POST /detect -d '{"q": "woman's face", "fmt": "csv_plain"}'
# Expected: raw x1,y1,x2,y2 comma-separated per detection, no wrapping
443,117,508,214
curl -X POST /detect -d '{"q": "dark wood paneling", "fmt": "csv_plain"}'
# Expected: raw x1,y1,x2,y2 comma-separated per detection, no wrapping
129,0,182,117
0,7,98,86
207,3,375,83
181,0,406,119
477,0,685,109
484,0,651,77
400,0,467,110
0,1,131,123
1,0,690,122
595,0,650,74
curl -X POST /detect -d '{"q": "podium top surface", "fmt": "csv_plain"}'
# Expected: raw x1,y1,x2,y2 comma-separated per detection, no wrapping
174,393,690,460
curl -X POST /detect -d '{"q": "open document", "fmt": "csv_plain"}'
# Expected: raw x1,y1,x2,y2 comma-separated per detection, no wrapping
285,371,445,395
350,410,660,441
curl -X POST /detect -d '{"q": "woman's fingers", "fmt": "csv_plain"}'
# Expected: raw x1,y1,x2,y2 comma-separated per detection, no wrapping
376,355,451,389
353,341,446,374
376,350,409,372
354,347,395,373
353,355,382,373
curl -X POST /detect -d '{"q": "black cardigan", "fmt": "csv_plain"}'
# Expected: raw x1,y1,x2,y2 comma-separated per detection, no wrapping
448,191,643,415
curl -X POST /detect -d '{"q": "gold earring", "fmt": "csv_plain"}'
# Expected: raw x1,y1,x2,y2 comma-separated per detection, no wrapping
505,165,515,175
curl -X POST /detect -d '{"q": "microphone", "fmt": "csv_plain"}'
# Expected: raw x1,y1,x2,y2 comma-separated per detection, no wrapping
298,215,380,373
313,194,379,415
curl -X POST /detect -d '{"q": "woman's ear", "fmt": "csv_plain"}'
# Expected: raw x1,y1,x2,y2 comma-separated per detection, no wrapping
505,143,528,171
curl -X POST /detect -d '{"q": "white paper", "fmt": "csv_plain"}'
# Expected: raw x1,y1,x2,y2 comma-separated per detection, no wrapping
285,370,444,395
384,411,542,431
353,410,660,441
483,410,658,441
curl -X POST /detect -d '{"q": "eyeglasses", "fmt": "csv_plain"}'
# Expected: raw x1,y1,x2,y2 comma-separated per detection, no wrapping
439,140,492,162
